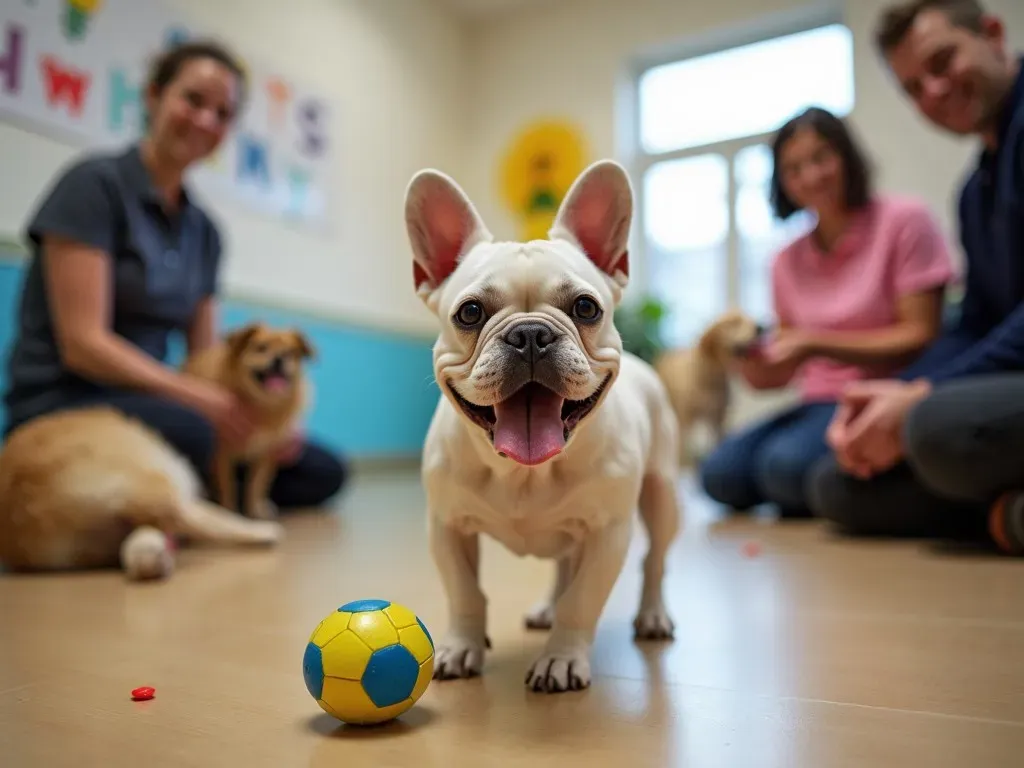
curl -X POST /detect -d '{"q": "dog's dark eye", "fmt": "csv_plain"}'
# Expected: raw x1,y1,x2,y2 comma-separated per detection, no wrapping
573,296,601,322
454,300,485,328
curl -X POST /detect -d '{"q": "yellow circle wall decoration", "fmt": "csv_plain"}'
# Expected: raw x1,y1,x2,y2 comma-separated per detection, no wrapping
499,120,589,242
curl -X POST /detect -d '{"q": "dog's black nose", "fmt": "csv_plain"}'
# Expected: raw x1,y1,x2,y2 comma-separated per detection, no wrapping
269,355,286,374
504,322,556,361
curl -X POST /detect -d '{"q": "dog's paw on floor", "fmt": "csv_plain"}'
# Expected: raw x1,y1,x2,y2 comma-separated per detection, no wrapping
121,526,175,581
433,635,487,680
525,651,591,693
633,605,675,640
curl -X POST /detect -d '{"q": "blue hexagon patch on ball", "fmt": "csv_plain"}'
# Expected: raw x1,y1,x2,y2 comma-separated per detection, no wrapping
361,644,420,707
339,599,392,613
302,641,324,700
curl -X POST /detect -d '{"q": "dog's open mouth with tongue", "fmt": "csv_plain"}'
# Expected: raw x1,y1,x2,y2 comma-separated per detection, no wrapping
448,377,611,466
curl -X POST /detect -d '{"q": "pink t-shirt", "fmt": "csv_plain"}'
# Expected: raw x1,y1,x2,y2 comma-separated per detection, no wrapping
771,196,957,402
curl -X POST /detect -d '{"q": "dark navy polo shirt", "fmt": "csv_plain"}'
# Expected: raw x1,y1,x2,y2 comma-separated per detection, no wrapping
900,57,1024,383
2,143,223,430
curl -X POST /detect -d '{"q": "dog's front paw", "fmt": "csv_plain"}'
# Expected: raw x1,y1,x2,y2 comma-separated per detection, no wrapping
525,650,591,693
633,605,675,640
433,634,488,680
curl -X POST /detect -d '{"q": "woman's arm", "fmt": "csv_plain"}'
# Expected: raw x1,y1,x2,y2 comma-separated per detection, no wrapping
187,296,219,355
801,287,946,367
44,234,214,409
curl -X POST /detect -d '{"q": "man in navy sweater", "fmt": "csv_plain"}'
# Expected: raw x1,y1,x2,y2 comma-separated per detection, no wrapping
809,0,1024,554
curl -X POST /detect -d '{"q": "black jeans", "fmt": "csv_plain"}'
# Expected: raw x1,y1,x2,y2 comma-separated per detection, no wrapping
808,374,1024,539
5,390,348,513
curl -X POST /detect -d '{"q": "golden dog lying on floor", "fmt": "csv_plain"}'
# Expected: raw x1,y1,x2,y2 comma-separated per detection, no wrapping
0,407,283,581
0,322,313,581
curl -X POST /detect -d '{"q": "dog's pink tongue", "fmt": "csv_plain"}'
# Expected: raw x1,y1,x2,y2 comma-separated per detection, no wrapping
493,384,565,466
265,375,289,393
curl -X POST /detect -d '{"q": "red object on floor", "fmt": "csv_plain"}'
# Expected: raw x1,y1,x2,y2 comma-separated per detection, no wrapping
742,541,762,558
131,686,156,701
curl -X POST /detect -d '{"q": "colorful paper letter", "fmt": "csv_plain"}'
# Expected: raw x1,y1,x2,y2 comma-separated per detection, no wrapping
296,98,326,157
108,68,141,132
0,24,24,95
237,134,270,185
266,77,292,132
40,56,91,116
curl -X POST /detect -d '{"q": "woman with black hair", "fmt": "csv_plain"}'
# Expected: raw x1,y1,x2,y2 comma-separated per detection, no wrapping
2,40,347,512
699,107,954,519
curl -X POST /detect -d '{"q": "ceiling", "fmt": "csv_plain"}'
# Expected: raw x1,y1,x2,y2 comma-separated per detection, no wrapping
429,0,553,19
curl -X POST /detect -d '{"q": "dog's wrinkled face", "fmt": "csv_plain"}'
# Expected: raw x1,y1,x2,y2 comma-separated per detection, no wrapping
699,311,766,362
405,161,633,467
226,323,315,405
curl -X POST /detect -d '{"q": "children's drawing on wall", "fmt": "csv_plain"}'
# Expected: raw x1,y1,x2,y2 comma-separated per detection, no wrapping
499,119,588,241
0,0,331,231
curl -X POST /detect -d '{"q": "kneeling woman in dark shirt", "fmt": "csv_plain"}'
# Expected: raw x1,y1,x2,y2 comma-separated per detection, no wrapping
2,40,346,510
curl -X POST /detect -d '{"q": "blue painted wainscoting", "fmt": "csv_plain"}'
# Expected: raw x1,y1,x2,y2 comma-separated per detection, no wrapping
0,256,439,460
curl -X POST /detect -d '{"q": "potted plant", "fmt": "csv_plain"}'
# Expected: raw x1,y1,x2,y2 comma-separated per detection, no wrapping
613,295,668,365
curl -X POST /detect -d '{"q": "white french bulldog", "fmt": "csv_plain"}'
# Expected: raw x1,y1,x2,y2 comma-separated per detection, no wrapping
405,159,681,694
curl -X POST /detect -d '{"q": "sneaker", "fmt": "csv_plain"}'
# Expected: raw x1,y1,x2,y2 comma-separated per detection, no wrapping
988,491,1024,556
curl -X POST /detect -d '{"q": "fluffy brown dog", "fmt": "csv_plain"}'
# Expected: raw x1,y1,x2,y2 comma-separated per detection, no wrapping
654,310,764,466
183,322,314,520
0,407,283,581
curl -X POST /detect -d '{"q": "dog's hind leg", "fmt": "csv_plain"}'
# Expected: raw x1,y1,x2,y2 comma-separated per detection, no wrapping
634,471,680,640
116,478,280,579
121,526,176,581
524,555,576,630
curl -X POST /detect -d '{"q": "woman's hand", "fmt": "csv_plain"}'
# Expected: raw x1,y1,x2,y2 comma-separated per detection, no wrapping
183,379,258,450
726,330,809,390
762,329,817,368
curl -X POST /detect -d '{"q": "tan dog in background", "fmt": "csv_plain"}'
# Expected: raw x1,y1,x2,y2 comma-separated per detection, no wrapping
0,408,283,581
654,311,764,465
184,322,314,521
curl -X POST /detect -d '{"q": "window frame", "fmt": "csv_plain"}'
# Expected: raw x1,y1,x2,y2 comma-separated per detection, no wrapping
621,4,853,326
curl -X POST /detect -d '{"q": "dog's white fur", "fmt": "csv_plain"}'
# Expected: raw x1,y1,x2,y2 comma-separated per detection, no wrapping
406,159,681,693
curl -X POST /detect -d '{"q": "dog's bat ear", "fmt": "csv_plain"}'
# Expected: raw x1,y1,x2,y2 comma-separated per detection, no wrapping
291,330,316,360
549,160,633,288
404,169,493,300
225,323,262,356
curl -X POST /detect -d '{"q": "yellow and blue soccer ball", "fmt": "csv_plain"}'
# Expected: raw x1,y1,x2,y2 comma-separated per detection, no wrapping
302,599,434,725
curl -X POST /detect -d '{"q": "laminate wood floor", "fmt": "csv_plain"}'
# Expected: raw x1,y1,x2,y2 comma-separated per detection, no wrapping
1,468,1022,767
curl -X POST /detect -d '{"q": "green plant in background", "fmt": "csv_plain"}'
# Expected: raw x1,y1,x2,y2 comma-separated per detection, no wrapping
613,296,669,365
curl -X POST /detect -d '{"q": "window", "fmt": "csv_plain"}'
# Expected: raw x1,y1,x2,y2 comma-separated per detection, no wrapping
633,20,854,348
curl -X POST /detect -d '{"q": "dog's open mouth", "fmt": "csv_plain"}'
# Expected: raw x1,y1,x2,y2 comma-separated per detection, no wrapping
253,367,292,393
449,376,611,466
